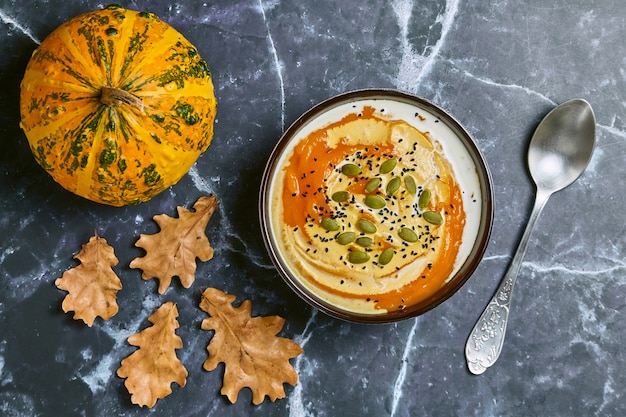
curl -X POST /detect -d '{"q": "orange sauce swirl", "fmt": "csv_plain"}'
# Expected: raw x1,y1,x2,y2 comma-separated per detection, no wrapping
278,106,466,313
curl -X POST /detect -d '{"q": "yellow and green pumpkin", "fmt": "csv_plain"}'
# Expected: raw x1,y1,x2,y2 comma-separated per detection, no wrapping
19,5,217,206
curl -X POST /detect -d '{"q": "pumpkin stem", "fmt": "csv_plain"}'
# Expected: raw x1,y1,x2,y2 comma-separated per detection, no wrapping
101,86,144,112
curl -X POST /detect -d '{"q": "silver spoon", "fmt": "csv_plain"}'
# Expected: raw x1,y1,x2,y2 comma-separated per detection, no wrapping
465,98,596,375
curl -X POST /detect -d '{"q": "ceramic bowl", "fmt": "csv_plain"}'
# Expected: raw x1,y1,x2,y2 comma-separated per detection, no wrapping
259,89,494,323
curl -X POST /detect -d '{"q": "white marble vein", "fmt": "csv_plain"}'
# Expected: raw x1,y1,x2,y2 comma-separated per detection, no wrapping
0,246,15,266
598,122,626,140
596,374,617,417
483,253,625,278
482,254,512,263
386,0,464,402
78,293,163,394
288,310,320,417
0,340,9,385
0,8,40,44
392,0,460,92
457,66,557,105
4,250,63,306
390,318,420,417
257,0,286,131
524,259,626,278
188,166,274,270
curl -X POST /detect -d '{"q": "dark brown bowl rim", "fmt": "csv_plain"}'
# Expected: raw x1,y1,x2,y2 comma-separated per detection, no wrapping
259,88,494,323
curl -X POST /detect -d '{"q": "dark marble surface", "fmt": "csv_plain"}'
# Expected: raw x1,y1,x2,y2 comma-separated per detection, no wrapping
1,0,625,416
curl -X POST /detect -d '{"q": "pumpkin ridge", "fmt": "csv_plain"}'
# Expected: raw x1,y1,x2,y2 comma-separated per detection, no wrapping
32,45,99,92
72,10,128,87
111,108,135,145
119,18,205,92
102,37,116,84
59,19,113,89
27,101,99,159
75,104,123,197
101,104,182,192
125,41,209,93
24,93,102,167
107,8,135,87
75,11,115,70
117,12,160,87
66,105,107,177
119,36,188,91
27,73,97,95
19,70,97,136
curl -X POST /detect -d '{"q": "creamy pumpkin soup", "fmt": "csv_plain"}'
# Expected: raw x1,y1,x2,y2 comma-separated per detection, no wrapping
267,101,482,315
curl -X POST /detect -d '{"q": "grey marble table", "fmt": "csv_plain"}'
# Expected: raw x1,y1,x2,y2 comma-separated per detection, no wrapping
1,1,624,416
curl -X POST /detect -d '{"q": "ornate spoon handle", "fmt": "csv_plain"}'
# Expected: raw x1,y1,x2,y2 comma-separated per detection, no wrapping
465,188,551,374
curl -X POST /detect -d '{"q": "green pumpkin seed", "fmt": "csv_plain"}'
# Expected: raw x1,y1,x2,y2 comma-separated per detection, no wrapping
320,217,339,231
357,218,377,234
356,237,373,247
378,248,395,265
386,176,401,196
332,191,350,202
380,158,397,174
336,232,356,245
364,195,386,209
398,227,418,242
341,163,361,177
348,250,370,264
423,210,443,225
418,189,431,210
365,177,381,193
404,175,417,195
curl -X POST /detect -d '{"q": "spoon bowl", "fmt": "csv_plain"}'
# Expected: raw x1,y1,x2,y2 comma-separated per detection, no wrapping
465,98,596,374
528,99,596,191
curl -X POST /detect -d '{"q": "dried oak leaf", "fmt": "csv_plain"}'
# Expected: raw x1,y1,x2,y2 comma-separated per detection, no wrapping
117,301,188,408
54,231,122,326
200,287,304,405
130,195,219,294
